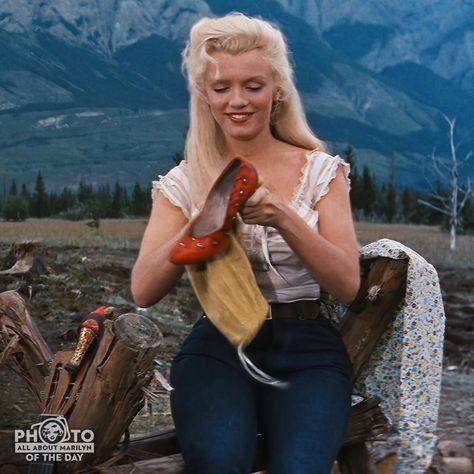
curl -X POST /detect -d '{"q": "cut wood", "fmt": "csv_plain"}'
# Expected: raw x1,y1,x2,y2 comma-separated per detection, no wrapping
0,290,52,405
99,453,185,474
50,314,163,473
0,290,163,473
339,257,408,380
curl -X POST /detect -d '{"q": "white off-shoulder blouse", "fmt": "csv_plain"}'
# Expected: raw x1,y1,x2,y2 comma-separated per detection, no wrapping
152,150,350,303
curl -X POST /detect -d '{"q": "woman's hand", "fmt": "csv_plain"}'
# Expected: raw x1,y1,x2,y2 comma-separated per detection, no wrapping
240,186,289,228
241,167,360,303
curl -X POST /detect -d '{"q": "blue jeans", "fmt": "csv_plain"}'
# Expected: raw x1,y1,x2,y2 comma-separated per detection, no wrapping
170,312,352,474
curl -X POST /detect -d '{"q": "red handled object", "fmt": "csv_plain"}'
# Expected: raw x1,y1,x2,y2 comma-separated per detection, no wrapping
64,306,113,376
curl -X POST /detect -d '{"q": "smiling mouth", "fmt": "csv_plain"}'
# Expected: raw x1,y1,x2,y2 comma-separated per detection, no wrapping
227,113,254,123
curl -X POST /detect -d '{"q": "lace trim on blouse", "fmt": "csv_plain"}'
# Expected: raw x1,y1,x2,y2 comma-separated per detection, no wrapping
152,150,350,218
293,149,351,210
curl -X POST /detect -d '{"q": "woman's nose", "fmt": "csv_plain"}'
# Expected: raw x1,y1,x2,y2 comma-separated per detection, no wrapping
228,89,249,108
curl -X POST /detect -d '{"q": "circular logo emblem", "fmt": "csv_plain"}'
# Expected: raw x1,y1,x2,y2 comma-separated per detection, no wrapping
38,419,67,444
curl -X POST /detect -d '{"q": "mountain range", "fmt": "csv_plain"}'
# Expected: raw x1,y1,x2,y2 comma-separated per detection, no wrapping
0,0,473,191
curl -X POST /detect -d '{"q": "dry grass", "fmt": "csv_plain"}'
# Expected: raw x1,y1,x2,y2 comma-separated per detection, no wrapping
0,218,147,249
355,222,474,268
0,219,472,268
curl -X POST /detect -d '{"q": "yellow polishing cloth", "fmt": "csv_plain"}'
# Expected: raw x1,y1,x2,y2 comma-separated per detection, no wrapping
185,231,270,348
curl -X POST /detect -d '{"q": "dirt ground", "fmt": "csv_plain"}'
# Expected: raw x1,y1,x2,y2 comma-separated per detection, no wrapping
0,242,473,472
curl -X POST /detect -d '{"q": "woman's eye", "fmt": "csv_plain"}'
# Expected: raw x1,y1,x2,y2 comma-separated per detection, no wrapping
247,85,262,91
213,87,228,93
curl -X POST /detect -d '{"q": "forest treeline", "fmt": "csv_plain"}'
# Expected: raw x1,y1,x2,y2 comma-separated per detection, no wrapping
0,174,151,221
1,146,473,232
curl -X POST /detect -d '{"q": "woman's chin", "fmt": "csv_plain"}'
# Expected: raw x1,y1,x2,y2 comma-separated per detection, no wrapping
223,127,268,143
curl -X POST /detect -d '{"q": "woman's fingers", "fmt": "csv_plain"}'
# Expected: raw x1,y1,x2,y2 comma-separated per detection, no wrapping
245,186,268,207
241,186,287,226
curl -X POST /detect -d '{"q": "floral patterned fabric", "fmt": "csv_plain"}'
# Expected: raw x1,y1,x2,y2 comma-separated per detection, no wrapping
332,238,445,473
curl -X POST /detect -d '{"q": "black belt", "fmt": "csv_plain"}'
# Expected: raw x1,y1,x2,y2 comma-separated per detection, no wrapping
268,300,321,320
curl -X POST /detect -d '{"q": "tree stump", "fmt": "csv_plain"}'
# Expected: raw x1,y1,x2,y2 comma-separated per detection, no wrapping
0,242,51,277
43,314,163,473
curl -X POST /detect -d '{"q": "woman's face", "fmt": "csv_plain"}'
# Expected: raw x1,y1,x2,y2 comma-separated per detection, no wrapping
204,49,277,144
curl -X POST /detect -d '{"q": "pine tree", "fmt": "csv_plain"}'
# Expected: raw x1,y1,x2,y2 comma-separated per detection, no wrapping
9,180,17,196
131,182,147,216
401,186,414,223
58,186,77,213
343,145,360,211
49,191,58,216
96,184,112,218
78,179,93,204
375,183,387,218
360,165,376,219
385,153,397,223
122,187,130,215
31,171,50,217
2,195,29,221
385,182,397,223
110,181,123,218
21,184,30,199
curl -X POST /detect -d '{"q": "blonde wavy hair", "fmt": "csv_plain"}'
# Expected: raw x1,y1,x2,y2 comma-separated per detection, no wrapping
182,12,326,204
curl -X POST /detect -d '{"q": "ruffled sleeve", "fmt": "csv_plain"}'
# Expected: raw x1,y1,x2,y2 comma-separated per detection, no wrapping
307,151,351,208
151,160,193,219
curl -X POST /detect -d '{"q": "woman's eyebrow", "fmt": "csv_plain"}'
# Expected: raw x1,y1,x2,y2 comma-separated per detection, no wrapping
209,75,267,86
245,75,267,82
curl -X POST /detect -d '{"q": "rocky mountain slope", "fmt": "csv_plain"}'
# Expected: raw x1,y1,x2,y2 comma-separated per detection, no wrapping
0,0,472,190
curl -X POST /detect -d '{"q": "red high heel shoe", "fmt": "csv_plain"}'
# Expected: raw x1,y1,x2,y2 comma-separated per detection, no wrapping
170,158,258,265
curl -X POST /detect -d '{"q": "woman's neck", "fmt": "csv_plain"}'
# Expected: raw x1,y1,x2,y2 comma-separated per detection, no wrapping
223,132,279,162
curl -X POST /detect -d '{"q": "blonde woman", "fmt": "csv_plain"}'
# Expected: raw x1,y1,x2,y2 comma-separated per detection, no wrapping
131,13,360,474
